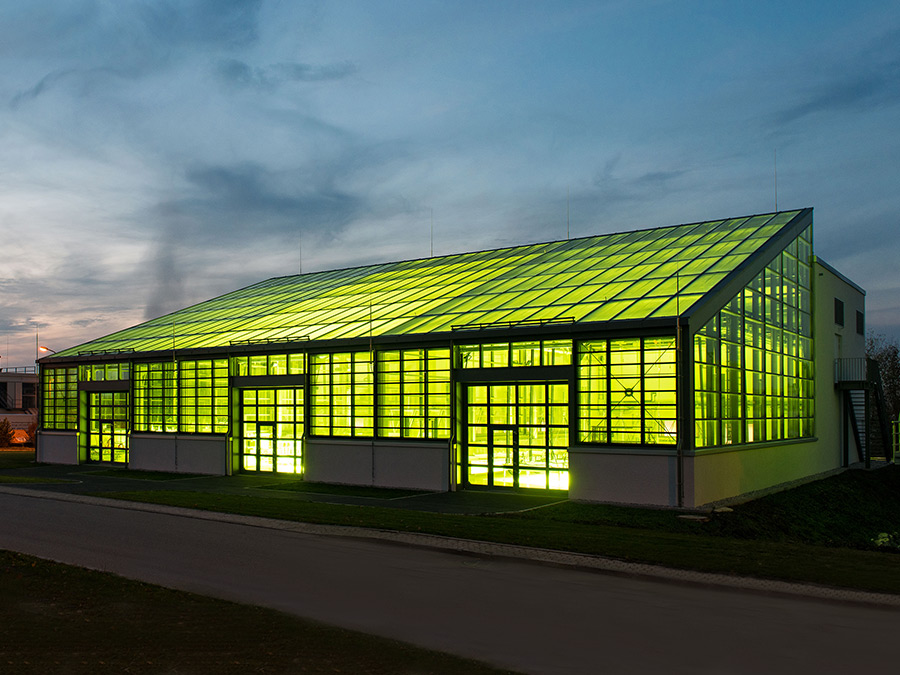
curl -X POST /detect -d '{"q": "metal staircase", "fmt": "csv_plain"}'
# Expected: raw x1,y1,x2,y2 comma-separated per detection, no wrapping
835,358,894,467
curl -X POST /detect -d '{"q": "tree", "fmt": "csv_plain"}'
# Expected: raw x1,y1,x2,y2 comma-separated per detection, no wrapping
0,418,13,448
866,333,900,425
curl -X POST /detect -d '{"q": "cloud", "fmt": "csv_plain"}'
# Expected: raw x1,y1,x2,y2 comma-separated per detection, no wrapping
216,59,358,90
179,161,366,238
9,67,135,108
772,28,900,126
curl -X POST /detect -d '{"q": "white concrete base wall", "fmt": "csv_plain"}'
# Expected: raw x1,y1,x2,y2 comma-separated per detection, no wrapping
129,435,227,475
568,449,678,506
305,439,450,491
687,438,841,507
36,431,78,465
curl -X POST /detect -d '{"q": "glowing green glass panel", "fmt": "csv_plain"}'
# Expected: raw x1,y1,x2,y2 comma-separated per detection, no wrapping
577,337,676,445
41,367,78,430
54,211,805,356
693,228,814,449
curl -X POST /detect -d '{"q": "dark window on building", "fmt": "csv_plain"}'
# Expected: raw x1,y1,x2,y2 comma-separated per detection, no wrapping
834,298,844,326
856,310,865,336
23,382,36,409
0,382,8,409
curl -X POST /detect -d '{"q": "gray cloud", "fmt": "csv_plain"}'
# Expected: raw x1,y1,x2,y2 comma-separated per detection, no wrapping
9,67,134,108
181,162,365,237
216,59,358,90
773,29,900,126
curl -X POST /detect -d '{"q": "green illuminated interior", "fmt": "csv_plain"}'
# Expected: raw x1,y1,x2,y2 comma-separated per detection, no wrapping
133,363,178,433
240,388,304,473
310,352,374,437
464,383,569,490
51,211,803,356
458,339,573,368
133,360,228,434
86,391,129,463
41,367,77,430
377,348,451,439
233,353,305,376
693,225,814,447
578,337,677,445
79,362,130,382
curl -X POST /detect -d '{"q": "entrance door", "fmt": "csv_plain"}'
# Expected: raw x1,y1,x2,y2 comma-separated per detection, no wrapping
87,391,129,464
240,388,304,473
464,382,569,490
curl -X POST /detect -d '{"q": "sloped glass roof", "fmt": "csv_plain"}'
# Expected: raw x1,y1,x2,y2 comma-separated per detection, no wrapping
54,210,805,357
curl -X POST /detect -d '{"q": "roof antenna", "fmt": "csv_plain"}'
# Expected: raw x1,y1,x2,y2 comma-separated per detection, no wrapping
774,149,778,212
566,187,570,240
430,208,434,258
299,232,303,275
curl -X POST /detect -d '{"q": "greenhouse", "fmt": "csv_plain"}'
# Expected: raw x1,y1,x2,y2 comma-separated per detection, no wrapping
37,207,868,507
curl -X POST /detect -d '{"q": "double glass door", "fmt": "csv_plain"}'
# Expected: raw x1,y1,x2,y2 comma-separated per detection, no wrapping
240,388,304,474
464,382,569,490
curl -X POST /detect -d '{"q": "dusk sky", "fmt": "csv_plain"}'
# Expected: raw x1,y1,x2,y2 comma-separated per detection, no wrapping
2,0,898,367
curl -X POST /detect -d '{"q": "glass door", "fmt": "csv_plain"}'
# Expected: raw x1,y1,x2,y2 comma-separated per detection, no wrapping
464,382,569,490
87,392,129,464
240,388,304,473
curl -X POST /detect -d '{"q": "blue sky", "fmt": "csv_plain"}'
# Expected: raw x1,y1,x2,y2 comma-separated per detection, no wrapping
1,0,898,366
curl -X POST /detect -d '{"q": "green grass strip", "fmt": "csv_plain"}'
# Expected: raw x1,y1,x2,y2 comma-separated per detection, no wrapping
257,480,430,499
100,489,900,596
0,476,70,484
0,550,517,675
84,469,206,481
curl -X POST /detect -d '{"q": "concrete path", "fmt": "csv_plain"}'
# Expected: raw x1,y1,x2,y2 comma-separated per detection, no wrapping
1,487,898,675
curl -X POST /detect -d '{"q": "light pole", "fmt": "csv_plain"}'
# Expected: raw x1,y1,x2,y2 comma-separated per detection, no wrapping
38,346,57,355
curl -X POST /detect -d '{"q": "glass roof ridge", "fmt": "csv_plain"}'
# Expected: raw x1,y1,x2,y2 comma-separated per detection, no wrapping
245,208,807,289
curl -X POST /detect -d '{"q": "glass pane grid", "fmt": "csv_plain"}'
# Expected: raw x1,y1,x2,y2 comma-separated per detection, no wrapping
694,228,814,449
56,211,804,354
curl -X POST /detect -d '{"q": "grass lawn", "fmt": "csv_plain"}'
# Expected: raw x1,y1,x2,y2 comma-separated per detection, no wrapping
84,469,207,481
0,550,517,675
100,465,900,595
0,449,37,470
0,449,68,483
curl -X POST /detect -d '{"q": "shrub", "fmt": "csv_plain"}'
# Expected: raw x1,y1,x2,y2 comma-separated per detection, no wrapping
0,418,13,447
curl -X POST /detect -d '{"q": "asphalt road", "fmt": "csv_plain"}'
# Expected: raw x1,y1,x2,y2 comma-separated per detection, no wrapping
1,489,898,675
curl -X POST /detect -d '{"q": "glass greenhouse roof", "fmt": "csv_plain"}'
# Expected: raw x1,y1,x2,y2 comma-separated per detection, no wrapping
54,210,807,357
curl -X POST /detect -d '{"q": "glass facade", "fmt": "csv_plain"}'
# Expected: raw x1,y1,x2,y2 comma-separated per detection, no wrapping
377,348,451,439
578,337,677,445
41,367,77,430
310,352,374,437
694,226,814,448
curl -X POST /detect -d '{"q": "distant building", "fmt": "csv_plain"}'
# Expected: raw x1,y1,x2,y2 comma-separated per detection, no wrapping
1,367,38,442
36,208,880,506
